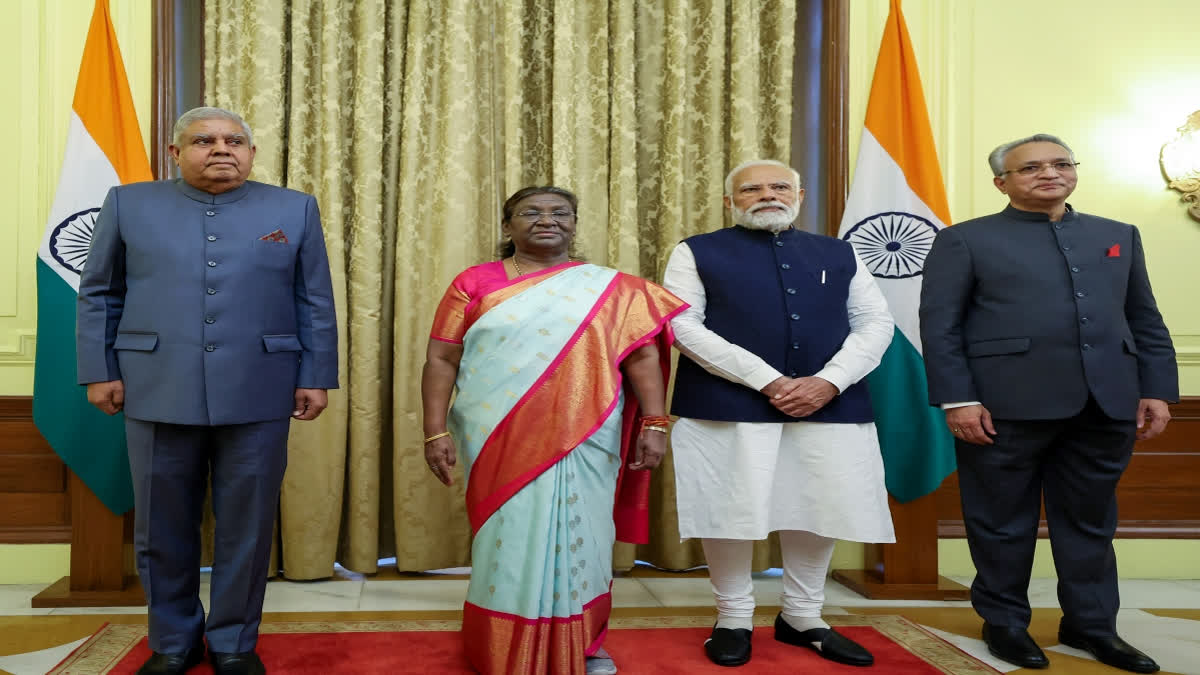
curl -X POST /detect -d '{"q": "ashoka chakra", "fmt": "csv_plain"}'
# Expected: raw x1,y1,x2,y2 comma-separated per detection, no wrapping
50,207,101,275
842,211,938,279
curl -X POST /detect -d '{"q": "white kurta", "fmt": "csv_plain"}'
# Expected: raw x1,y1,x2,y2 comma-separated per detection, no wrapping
664,240,896,543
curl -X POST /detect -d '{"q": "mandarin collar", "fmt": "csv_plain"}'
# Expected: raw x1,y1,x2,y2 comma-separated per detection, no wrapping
732,224,797,236
1002,203,1076,223
174,178,251,205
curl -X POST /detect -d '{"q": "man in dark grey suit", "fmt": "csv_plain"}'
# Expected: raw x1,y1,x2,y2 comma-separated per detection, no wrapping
77,107,338,675
920,134,1175,674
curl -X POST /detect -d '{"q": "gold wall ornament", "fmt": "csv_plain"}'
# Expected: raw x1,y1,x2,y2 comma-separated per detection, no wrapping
1160,110,1200,223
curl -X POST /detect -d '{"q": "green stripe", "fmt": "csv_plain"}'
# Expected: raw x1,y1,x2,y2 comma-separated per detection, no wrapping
33,259,133,515
866,328,956,503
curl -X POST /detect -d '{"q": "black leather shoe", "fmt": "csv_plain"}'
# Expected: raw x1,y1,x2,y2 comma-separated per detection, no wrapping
704,625,752,666
774,614,874,666
981,623,1048,669
210,651,266,675
136,645,205,674
1058,627,1159,673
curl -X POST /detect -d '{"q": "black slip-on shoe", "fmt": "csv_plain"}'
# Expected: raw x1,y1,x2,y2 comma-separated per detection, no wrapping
774,614,874,667
704,625,752,666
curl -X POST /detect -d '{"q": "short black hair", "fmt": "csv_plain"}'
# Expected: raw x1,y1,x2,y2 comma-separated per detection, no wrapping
497,186,579,258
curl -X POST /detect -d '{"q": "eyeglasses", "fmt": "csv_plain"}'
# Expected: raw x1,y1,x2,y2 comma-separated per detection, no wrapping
515,210,575,223
1002,161,1079,177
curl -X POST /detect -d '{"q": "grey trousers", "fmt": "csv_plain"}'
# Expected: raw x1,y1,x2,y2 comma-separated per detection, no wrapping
126,416,290,653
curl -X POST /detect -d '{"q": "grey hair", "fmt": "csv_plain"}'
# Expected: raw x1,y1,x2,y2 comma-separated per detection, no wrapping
988,134,1075,177
724,159,802,196
172,107,254,147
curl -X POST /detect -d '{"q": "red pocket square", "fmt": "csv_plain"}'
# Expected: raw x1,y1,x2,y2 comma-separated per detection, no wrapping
260,229,289,243
1106,244,1120,257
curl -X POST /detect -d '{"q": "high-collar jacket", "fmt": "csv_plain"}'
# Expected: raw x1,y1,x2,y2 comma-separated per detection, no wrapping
76,179,339,425
919,204,1177,420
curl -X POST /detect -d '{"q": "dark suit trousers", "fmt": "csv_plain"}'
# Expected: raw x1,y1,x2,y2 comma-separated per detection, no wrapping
126,417,290,653
955,397,1136,637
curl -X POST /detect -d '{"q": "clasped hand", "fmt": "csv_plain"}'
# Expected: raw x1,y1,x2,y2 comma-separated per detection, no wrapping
761,376,837,417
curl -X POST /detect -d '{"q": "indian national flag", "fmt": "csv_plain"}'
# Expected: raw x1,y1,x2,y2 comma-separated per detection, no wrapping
33,0,152,515
837,0,954,503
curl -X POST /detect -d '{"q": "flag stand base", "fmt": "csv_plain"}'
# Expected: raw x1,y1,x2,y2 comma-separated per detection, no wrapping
830,492,970,601
30,472,147,608
32,575,144,608
831,569,968,601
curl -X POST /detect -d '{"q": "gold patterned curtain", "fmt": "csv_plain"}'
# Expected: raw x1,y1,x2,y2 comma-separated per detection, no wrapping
204,0,794,579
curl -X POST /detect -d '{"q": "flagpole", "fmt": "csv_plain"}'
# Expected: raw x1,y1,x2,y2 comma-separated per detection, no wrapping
828,0,969,602
31,0,153,608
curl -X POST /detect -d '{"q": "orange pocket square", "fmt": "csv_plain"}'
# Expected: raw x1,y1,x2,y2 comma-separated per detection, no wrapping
260,229,289,243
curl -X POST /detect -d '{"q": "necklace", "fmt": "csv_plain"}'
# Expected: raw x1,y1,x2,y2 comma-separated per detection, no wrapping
512,254,571,277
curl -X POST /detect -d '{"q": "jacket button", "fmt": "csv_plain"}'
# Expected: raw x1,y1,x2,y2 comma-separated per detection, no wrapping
790,313,800,320
207,235,217,242
1075,291,1085,298
208,260,217,267
1082,343,1091,350
789,371,798,377
1071,266,1080,272
780,263,791,270
204,317,215,324
205,344,215,352
786,288,797,295
792,343,800,350
1062,245,1071,251
207,288,217,295
206,210,215,216
1054,224,1062,230
775,240,784,247
1080,317,1089,324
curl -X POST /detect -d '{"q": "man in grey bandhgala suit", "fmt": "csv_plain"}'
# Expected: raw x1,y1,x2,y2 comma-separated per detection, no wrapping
919,134,1175,674
77,107,338,675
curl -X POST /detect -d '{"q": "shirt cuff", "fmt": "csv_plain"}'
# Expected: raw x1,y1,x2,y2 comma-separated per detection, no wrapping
812,366,849,394
745,365,786,393
942,401,982,409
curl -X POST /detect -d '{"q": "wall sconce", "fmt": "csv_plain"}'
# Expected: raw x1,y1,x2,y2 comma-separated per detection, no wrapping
1161,110,1200,223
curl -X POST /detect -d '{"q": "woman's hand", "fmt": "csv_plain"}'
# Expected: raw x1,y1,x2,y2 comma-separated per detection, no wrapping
425,435,458,485
628,429,667,471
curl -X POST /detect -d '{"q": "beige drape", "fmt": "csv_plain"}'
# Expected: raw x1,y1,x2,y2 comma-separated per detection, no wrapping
204,0,795,579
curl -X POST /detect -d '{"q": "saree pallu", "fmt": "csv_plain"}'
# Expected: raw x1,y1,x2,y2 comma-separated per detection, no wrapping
430,262,685,675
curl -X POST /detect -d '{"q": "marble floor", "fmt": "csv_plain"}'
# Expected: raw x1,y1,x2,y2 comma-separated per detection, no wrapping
1,569,1198,674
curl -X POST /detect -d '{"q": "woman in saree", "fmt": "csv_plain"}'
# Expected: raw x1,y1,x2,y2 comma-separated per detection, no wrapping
421,186,686,675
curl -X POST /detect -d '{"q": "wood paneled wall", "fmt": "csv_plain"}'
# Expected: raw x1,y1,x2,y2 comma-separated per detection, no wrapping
2,396,1198,543
936,398,1200,538
0,397,70,543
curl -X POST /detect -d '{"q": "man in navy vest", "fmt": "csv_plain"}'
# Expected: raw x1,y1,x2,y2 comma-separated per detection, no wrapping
78,107,338,675
920,134,1175,673
663,159,895,668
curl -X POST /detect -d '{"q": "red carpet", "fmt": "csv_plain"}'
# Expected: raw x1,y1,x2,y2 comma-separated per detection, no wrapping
51,616,1000,674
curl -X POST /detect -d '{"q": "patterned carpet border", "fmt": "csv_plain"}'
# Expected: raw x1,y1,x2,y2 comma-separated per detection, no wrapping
50,615,999,674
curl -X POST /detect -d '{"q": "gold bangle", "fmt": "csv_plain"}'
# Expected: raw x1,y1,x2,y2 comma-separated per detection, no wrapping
424,431,451,444
643,425,668,434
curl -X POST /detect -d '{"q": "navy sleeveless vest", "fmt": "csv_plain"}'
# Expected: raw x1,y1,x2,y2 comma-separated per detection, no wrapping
670,226,874,424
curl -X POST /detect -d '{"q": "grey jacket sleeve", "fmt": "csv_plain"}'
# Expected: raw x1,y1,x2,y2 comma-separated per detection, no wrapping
76,187,126,384
919,225,976,405
1124,226,1178,402
293,195,339,389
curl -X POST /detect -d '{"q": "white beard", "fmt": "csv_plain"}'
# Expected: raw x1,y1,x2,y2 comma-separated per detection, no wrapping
732,200,797,233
